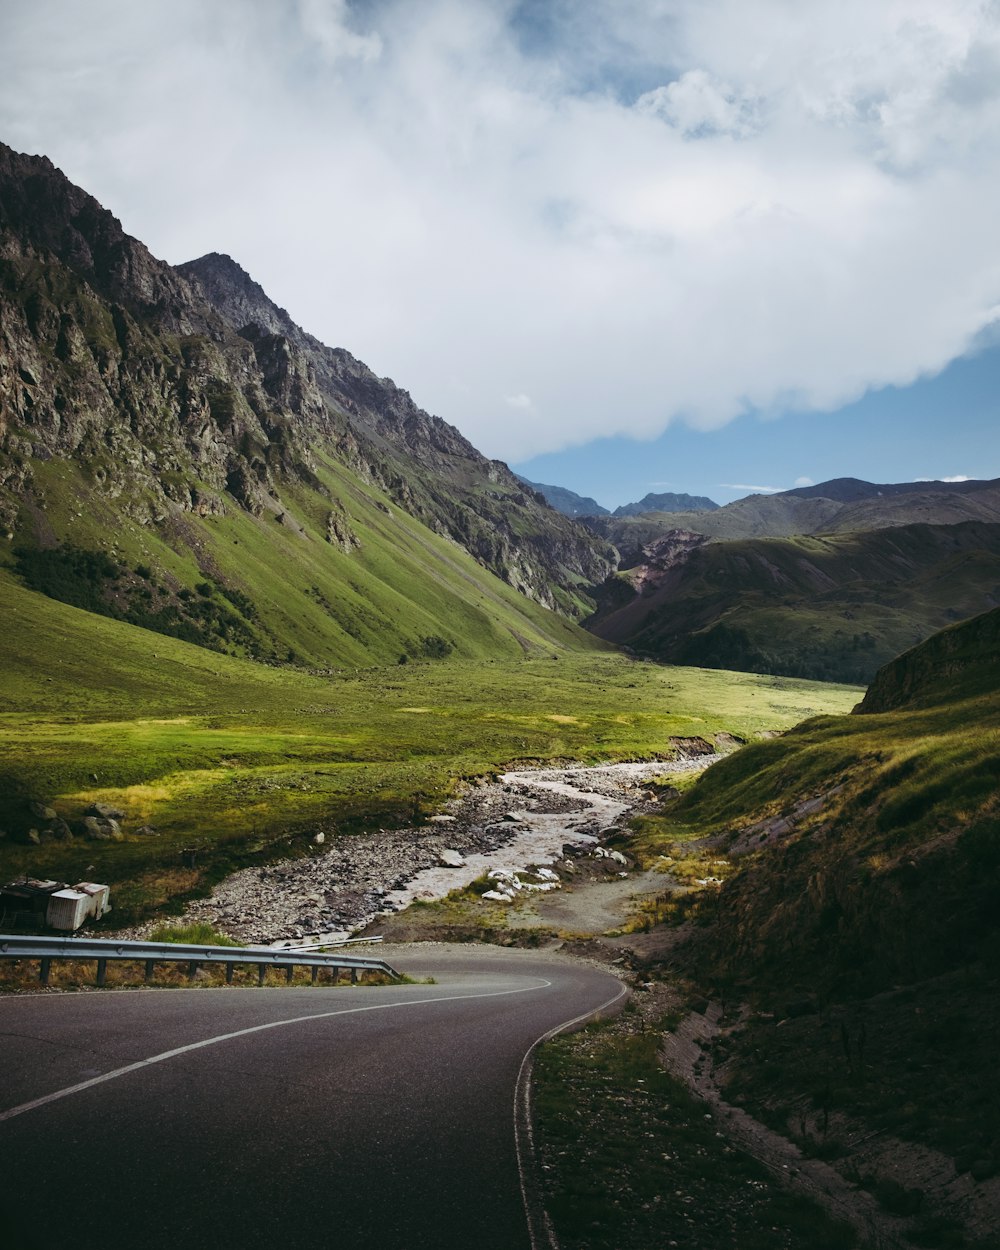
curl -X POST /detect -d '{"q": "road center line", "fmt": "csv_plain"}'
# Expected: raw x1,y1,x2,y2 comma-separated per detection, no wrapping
0,979,552,1124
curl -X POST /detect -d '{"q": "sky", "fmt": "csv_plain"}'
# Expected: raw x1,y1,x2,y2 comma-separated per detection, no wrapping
1,0,999,507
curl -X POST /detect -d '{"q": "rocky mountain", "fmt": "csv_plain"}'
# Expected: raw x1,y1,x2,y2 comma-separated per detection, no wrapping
585,520,1000,683
611,490,718,517
514,475,609,518
515,479,721,521
0,142,614,664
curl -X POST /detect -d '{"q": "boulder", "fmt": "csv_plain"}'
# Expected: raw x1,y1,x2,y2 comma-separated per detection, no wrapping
29,800,57,821
81,816,119,841
47,818,73,841
438,849,466,868
88,801,125,820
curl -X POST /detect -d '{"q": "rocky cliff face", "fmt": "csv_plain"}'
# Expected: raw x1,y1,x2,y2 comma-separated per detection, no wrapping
0,143,613,611
176,251,616,607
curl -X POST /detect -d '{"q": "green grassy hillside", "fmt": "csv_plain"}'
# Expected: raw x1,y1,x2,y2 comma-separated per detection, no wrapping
0,574,858,922
588,521,1000,683
6,449,602,669
632,610,1000,1193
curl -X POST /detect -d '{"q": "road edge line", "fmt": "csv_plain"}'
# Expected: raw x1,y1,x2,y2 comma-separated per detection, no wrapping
513,977,630,1250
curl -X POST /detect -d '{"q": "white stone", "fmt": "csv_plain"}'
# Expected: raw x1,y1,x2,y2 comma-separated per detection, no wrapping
438,849,466,867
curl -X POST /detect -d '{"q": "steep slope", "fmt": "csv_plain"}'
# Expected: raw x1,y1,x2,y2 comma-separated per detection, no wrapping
635,611,1000,1212
0,142,613,663
857,602,1000,713
671,605,1000,992
586,521,1000,683
177,251,614,613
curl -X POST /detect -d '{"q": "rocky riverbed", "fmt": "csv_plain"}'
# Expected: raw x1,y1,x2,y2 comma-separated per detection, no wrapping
173,754,719,947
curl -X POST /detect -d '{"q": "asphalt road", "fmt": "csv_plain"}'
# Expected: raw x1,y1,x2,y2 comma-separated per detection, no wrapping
0,946,625,1250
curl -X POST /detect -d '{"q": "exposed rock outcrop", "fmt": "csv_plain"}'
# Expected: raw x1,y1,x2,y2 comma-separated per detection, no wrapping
0,142,613,626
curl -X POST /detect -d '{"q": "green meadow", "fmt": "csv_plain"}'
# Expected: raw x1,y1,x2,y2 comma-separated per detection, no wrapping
0,572,859,921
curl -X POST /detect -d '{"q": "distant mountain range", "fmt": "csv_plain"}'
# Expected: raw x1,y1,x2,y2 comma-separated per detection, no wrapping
516,477,719,519
583,475,1000,553
582,473,1000,682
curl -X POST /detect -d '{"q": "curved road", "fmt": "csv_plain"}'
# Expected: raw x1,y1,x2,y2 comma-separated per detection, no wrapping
0,946,625,1249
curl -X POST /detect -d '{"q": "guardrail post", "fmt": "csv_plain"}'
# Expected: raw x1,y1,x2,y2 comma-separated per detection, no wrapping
144,959,155,982
310,965,318,985
226,962,234,984
257,964,266,986
187,961,199,981
39,958,51,985
96,958,107,987
350,968,358,985
285,965,294,984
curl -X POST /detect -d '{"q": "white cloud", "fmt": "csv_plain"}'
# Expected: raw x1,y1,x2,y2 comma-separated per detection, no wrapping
794,476,815,487
3,1,1000,461
297,0,382,64
505,393,534,410
915,474,973,482
721,483,782,494
635,70,760,138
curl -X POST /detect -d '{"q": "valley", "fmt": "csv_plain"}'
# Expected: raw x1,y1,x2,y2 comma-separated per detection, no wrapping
1,133,998,1250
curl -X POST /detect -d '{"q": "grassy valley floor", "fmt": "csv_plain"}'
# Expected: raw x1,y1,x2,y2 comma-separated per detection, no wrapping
0,574,859,924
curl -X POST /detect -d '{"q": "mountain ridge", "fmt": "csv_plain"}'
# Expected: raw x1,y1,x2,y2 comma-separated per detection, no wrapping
0,141,614,665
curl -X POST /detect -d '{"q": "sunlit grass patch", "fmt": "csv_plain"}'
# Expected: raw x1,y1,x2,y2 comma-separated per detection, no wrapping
0,574,859,923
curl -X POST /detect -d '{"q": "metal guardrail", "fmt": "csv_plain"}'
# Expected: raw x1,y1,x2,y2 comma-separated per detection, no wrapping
0,934,401,987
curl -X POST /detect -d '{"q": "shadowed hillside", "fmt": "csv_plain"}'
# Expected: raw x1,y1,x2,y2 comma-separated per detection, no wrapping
586,521,1000,683
631,610,1000,1230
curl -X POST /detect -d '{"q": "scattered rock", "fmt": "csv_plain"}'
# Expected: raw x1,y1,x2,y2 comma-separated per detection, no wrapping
81,816,123,841
87,802,125,820
438,849,466,868
29,801,57,821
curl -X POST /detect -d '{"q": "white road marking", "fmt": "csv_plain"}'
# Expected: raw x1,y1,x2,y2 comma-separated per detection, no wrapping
0,979,552,1123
